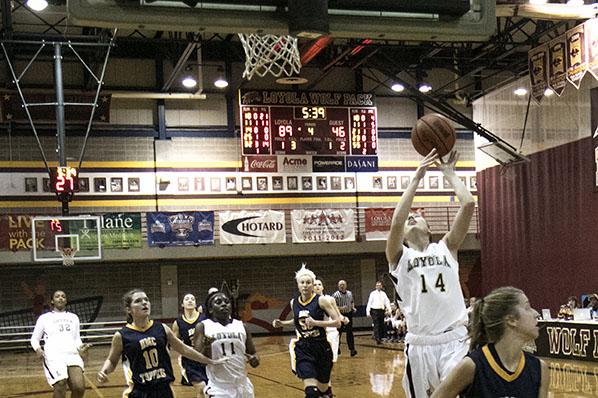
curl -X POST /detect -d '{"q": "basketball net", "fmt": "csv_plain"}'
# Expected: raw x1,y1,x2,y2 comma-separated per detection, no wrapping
60,247,77,267
238,33,301,80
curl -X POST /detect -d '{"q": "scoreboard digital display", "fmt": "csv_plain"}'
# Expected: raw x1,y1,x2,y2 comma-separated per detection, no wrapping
240,90,377,156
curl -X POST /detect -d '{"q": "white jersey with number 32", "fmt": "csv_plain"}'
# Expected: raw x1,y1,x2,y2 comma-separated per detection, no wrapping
390,240,467,336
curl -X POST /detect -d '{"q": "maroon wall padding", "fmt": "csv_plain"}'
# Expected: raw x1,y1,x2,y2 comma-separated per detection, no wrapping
478,137,598,312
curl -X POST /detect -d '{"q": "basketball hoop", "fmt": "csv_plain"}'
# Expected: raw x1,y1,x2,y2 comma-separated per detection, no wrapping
238,33,301,80
60,247,77,267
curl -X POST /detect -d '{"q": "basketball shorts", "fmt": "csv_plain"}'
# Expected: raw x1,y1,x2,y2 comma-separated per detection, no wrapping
402,327,469,398
204,378,254,398
292,338,333,384
181,358,208,385
43,353,84,386
124,383,174,398
326,327,340,363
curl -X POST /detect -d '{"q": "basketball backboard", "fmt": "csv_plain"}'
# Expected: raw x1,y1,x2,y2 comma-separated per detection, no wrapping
31,216,102,263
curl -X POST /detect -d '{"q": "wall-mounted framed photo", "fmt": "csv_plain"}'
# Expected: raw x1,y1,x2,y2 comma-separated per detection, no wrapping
272,176,283,190
25,177,37,192
242,177,253,191
94,177,106,192
178,177,189,191
331,176,342,190
111,177,123,192
257,176,268,191
302,176,313,190
317,176,328,190
287,176,298,190
387,176,397,190
78,177,90,192
128,177,140,192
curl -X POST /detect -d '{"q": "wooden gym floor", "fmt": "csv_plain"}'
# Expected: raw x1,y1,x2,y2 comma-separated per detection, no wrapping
1,334,596,397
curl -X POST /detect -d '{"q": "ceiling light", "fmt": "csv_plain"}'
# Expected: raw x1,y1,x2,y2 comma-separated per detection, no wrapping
391,83,405,92
26,0,48,11
566,0,584,6
182,77,197,88
529,0,547,4
514,87,528,96
544,88,554,97
214,78,229,88
418,83,432,93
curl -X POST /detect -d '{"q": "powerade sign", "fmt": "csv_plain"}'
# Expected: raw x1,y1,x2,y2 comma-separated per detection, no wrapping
312,156,345,172
346,156,378,172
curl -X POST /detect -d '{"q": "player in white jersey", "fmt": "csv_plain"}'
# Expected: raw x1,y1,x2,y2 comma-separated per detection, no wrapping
386,149,475,397
194,292,259,398
30,290,90,398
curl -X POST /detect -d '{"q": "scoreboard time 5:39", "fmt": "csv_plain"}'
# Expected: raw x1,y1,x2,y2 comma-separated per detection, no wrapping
239,90,377,156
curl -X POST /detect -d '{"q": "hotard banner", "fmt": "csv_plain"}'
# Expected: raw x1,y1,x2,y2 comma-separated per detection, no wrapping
147,211,214,246
219,210,286,244
291,209,355,243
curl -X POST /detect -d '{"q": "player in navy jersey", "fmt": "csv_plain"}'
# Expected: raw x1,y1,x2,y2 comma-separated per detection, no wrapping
273,264,341,398
194,292,259,398
96,289,227,398
386,149,475,397
431,287,549,397
172,293,208,397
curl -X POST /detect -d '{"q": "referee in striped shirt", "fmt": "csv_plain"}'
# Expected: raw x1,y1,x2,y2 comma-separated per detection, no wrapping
332,280,357,356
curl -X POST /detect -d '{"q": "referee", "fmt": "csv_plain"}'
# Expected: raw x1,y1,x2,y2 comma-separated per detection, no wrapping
332,280,357,356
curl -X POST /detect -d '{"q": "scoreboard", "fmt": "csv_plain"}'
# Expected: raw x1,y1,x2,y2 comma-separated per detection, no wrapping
240,90,377,157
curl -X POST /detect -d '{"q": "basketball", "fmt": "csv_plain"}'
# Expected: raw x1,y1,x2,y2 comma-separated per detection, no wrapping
411,113,456,157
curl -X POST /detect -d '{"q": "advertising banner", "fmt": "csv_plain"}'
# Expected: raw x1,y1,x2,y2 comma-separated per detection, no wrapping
97,213,142,249
219,210,286,244
147,211,214,246
536,320,598,363
364,208,394,241
0,215,51,251
291,209,355,243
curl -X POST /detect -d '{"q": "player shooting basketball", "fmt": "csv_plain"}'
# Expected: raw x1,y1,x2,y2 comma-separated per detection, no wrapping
386,148,475,397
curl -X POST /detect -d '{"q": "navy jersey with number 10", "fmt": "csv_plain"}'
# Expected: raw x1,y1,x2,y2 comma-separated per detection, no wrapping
120,321,174,389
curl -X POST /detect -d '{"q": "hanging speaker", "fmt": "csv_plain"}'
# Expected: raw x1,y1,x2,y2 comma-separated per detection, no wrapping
288,0,329,39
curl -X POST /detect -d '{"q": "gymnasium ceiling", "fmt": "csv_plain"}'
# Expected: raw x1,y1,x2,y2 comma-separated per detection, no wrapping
0,0,595,117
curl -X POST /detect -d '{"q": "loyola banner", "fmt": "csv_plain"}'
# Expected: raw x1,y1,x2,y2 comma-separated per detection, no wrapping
291,209,355,243
147,211,214,246
219,210,285,244
364,208,394,241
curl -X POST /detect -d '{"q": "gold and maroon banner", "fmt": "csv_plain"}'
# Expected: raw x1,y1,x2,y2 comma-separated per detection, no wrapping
566,24,587,89
1,91,111,123
0,215,52,251
364,208,393,241
548,36,567,96
586,18,598,80
528,43,549,103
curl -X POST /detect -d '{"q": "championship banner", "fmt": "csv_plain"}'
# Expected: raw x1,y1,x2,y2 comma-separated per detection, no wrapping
528,43,549,103
586,18,598,80
219,210,285,244
566,24,587,89
0,215,51,251
364,208,393,241
548,36,567,96
96,213,142,249
291,209,355,243
147,211,214,246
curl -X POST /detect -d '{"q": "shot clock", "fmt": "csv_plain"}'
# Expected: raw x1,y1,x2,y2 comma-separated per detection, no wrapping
240,90,378,157
49,166,79,201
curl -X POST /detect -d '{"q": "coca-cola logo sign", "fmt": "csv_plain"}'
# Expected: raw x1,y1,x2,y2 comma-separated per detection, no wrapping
243,156,278,172
251,159,276,168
